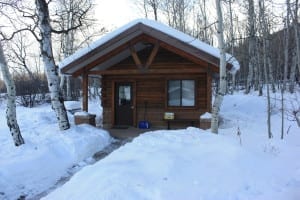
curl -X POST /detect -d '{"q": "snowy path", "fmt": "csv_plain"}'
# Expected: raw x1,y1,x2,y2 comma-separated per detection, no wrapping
0,103,112,200
33,138,132,200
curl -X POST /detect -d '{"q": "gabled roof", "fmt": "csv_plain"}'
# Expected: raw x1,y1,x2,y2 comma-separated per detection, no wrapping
59,19,240,76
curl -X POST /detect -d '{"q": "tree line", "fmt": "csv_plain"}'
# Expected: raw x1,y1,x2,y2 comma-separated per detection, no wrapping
138,0,299,94
138,0,300,137
0,0,104,146
0,0,299,146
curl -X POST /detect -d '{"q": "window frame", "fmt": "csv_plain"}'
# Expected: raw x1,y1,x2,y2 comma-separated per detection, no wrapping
167,79,196,108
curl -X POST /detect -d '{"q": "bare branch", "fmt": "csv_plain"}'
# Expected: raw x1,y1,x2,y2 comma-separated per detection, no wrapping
51,2,91,34
0,26,40,42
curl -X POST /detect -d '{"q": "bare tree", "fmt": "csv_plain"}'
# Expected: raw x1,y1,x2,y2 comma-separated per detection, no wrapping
161,0,192,32
5,32,37,80
259,0,272,139
145,0,159,20
135,0,160,20
0,41,25,146
294,0,300,74
35,0,70,130
1,0,93,130
211,0,227,134
55,0,102,101
190,0,215,45
245,0,256,94
228,0,236,91
266,35,276,93
289,0,299,93
198,0,209,43
256,38,263,96
57,0,77,100
283,0,291,91
281,83,284,139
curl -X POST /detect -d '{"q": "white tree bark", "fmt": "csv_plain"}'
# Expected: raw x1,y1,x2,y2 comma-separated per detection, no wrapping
281,87,284,139
289,50,297,92
259,0,272,139
211,0,227,134
59,0,74,100
200,0,209,43
266,38,276,93
293,0,300,77
228,0,236,91
161,0,191,32
35,0,70,130
287,0,299,93
0,42,25,146
245,0,255,94
256,39,263,96
283,0,290,91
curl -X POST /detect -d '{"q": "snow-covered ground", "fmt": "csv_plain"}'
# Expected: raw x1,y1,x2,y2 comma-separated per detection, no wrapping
43,90,300,200
1,90,300,200
0,98,111,200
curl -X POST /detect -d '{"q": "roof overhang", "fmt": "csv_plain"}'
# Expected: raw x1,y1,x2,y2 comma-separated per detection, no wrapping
59,20,239,77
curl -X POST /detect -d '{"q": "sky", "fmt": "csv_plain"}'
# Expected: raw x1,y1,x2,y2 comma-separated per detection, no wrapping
94,0,143,29
93,0,287,32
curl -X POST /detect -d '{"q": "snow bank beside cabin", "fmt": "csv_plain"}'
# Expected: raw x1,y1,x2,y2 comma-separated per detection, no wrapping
43,128,300,200
0,103,111,200
44,91,300,200
59,19,240,74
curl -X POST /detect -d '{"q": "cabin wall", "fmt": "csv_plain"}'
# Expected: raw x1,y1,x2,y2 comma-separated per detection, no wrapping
101,48,212,128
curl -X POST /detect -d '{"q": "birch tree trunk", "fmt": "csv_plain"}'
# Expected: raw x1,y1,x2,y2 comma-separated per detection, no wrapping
201,0,208,43
150,0,159,21
35,0,70,130
292,0,300,79
59,0,74,101
266,39,276,93
283,0,290,91
228,0,236,92
245,0,255,94
64,26,73,101
0,42,25,146
259,0,272,139
289,50,297,93
253,40,259,91
281,87,284,139
211,0,227,134
257,40,263,96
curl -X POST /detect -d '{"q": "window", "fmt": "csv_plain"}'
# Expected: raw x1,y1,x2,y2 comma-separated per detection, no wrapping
168,80,195,107
118,85,131,106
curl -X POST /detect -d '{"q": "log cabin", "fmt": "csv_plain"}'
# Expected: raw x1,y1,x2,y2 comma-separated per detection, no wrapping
59,19,239,129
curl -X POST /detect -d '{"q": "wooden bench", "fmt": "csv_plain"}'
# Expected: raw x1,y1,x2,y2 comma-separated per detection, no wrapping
163,118,198,130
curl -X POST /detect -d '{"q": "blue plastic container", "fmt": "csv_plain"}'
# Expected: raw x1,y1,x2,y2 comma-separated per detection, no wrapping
138,120,150,129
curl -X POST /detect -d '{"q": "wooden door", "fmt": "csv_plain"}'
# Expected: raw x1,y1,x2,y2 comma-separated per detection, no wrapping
115,83,133,126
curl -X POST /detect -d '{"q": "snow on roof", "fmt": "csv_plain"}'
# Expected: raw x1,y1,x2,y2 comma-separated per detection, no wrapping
59,19,240,74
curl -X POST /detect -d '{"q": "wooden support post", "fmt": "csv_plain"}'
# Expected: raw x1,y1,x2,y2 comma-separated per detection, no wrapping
145,41,159,68
207,64,212,112
82,72,88,112
129,45,143,69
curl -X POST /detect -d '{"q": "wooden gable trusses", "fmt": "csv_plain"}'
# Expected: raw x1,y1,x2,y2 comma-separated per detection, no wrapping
129,40,160,72
86,34,216,76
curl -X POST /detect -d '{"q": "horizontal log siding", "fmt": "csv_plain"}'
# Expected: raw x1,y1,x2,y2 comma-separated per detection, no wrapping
101,76,112,128
101,47,211,128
